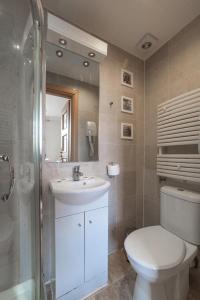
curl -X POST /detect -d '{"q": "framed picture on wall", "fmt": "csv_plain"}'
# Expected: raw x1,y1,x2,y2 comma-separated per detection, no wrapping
121,69,133,88
121,123,134,140
121,96,134,114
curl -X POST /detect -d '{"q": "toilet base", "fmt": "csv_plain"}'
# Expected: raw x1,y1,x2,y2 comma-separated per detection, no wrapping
133,265,189,300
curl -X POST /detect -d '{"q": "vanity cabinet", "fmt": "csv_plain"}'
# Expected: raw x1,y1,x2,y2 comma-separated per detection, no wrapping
55,194,109,300
85,207,108,282
55,213,84,298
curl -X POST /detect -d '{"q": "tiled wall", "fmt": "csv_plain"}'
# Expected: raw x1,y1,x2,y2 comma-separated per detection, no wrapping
42,44,145,279
144,16,200,226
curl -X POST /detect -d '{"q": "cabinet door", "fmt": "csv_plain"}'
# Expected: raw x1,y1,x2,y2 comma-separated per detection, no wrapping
85,207,108,282
55,213,84,298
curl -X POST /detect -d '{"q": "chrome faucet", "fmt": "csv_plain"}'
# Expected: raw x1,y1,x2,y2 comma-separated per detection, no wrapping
72,165,83,181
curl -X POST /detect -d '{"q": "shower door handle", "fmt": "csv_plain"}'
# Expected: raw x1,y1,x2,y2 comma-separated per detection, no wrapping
0,154,15,202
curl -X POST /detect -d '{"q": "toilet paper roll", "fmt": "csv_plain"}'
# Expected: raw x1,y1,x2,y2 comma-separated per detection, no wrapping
107,162,120,177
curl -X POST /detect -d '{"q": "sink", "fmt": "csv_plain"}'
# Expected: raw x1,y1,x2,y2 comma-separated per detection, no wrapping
50,176,110,204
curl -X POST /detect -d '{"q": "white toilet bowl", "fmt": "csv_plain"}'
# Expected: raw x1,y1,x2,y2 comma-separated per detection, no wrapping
125,226,197,300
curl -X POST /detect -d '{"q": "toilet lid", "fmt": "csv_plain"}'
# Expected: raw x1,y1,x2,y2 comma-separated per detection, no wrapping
0,214,14,242
125,225,186,270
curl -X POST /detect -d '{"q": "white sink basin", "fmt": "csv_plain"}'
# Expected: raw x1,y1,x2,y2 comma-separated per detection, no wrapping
50,176,110,204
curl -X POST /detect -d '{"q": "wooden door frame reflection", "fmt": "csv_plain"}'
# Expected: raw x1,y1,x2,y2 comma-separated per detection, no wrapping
46,84,79,161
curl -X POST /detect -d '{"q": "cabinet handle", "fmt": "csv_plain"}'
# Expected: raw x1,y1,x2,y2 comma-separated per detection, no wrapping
89,220,92,224
78,223,82,227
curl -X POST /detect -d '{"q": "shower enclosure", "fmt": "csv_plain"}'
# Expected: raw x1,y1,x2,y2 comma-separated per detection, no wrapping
0,0,43,299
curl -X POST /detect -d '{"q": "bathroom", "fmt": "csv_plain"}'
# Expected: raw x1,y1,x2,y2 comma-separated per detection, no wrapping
0,0,200,299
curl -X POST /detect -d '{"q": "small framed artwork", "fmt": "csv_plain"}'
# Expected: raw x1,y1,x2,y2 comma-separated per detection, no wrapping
121,96,134,114
121,123,134,140
121,69,133,88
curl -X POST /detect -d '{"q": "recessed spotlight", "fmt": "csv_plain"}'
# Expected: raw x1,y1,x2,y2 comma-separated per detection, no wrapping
88,52,95,58
59,38,67,46
56,50,63,58
83,61,90,67
14,44,20,50
141,41,152,50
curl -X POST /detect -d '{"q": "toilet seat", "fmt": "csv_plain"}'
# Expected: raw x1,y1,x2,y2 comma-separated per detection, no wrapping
125,225,186,271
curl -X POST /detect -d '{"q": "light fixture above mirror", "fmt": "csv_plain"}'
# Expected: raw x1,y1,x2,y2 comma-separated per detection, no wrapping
47,13,107,63
59,38,67,46
83,61,90,67
56,50,63,57
88,52,95,58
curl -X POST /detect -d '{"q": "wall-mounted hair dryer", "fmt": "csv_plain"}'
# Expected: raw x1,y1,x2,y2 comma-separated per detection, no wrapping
86,121,97,158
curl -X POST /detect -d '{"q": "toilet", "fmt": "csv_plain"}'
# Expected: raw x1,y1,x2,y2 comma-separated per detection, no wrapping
124,186,200,300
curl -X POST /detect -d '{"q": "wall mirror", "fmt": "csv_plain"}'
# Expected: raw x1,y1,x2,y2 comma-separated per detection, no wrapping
45,42,99,162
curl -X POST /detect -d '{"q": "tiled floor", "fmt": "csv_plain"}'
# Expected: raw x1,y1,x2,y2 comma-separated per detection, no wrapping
85,250,200,300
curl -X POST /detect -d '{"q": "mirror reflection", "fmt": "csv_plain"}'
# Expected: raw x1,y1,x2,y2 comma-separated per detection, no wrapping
45,42,99,162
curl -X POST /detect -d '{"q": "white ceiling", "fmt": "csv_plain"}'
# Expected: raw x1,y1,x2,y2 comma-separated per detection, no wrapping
43,0,200,60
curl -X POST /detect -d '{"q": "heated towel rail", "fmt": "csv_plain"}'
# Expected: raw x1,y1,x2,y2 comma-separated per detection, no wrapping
157,89,200,183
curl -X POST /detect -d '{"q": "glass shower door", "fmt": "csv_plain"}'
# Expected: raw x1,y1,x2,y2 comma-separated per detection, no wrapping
0,0,43,299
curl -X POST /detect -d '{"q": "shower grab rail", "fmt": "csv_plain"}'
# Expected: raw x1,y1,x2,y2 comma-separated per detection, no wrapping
156,88,200,183
0,154,15,202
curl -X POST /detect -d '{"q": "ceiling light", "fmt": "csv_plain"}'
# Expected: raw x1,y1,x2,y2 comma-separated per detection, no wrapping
83,61,90,67
59,38,67,46
56,50,63,58
88,52,95,58
141,41,152,50
14,44,20,50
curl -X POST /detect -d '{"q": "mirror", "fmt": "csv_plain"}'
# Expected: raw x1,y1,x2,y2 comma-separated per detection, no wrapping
45,42,99,162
